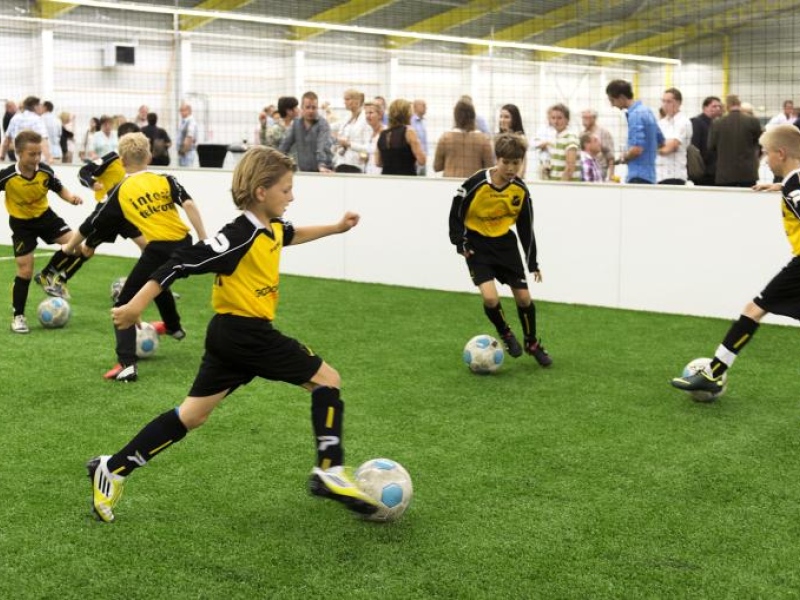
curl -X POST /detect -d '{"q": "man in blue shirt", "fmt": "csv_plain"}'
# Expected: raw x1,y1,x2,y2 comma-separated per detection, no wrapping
606,80,664,183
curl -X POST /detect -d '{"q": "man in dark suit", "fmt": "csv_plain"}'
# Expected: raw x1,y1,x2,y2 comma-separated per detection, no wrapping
690,96,722,186
709,94,762,187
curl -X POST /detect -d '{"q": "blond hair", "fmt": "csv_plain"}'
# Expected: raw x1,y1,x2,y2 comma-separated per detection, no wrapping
117,132,151,166
387,99,412,128
231,146,296,210
759,125,800,159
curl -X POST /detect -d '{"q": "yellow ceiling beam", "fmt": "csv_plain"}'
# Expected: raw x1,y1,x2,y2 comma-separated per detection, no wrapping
35,1,77,19
179,0,256,31
386,0,516,49
547,0,702,49
468,0,628,55
293,0,399,41
602,0,800,61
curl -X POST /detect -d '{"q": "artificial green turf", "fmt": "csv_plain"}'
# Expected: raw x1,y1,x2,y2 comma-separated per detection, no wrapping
1,249,799,599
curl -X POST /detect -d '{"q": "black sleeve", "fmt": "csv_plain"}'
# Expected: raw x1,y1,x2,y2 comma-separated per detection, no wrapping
448,182,471,252
166,174,191,206
78,189,126,239
515,186,538,272
783,173,800,220
149,217,254,289
41,164,64,194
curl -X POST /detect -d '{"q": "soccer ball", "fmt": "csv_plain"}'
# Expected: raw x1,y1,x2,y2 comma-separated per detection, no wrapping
355,458,413,522
463,334,504,374
110,276,127,303
136,322,160,358
37,297,71,328
682,357,728,402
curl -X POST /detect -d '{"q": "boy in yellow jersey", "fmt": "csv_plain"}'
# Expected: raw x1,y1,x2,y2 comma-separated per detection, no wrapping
62,133,207,381
672,124,800,395
0,130,84,333
85,146,378,523
449,132,552,366
37,123,146,294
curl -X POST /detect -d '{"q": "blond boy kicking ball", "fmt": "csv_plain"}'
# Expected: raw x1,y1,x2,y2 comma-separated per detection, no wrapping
671,124,800,394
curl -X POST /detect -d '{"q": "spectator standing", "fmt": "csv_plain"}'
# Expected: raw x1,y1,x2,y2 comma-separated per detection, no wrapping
579,133,603,182
374,96,389,126
766,100,794,130
41,101,63,163
411,99,428,176
533,110,557,179
656,88,693,185
333,89,371,173
59,112,75,164
581,109,615,180
433,98,493,178
89,116,118,160
2,96,52,164
80,117,100,162
363,100,385,175
279,91,333,172
547,103,581,182
606,79,664,184
690,96,723,186
2,100,18,161
709,94,763,187
461,95,490,135
176,102,199,167
141,112,172,166
376,98,426,176
266,96,299,149
134,105,149,129
498,103,528,178
177,102,198,167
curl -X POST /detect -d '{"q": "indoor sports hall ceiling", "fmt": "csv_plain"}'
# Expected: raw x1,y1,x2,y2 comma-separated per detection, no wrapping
29,0,795,60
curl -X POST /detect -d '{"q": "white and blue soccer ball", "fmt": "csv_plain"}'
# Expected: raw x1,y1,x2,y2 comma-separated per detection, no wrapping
463,334,504,374
682,357,728,402
136,322,160,358
37,297,71,329
110,276,127,304
355,458,413,522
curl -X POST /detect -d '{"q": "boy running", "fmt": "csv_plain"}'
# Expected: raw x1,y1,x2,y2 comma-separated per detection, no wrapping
449,132,552,366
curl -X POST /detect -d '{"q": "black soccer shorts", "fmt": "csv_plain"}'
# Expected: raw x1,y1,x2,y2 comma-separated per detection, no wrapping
188,313,324,397
10,209,71,256
754,255,800,320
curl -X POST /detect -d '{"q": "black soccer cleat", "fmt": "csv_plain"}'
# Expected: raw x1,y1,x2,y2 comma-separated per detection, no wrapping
501,330,523,358
525,338,553,367
671,371,724,393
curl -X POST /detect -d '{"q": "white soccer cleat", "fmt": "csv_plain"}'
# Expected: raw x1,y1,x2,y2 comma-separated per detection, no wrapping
308,466,379,515
87,455,126,523
11,314,29,334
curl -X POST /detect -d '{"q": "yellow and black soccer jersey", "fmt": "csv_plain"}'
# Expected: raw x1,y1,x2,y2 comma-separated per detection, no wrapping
449,168,538,271
0,162,64,220
79,170,191,244
781,169,800,255
78,152,126,201
149,212,295,321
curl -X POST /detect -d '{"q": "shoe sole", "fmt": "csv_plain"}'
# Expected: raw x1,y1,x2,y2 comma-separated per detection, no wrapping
670,378,721,393
308,474,379,515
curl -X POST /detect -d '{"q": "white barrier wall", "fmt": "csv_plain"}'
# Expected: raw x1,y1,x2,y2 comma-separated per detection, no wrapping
1,165,793,326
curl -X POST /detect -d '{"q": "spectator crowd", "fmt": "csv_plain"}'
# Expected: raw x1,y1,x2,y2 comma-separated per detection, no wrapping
1,83,791,186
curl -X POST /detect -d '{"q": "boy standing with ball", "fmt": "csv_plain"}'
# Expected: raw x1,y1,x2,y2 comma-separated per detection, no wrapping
0,130,84,333
449,132,552,366
672,124,800,394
